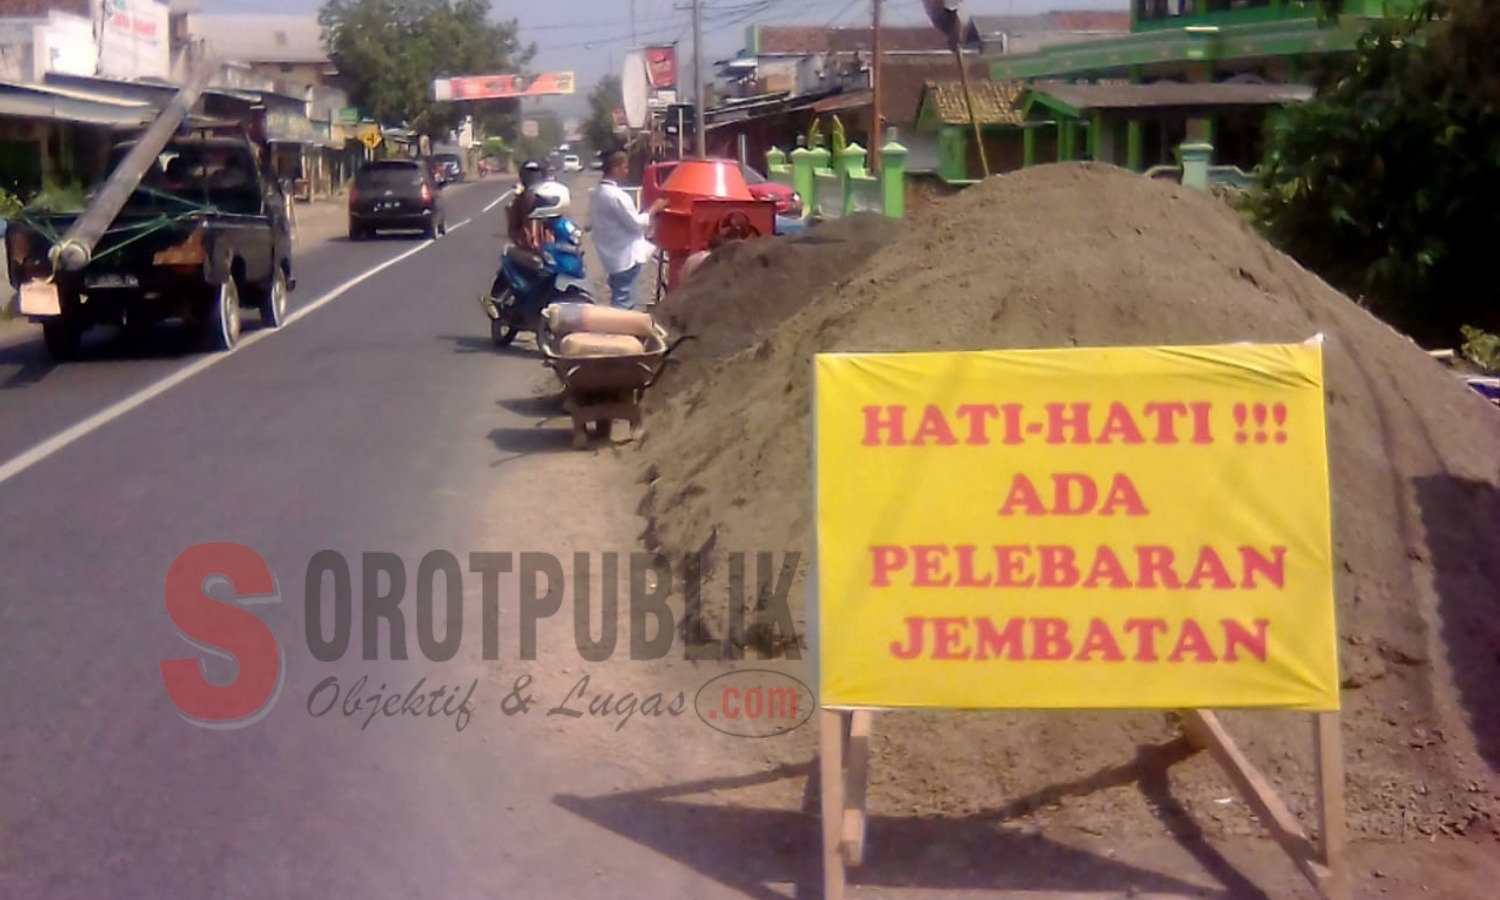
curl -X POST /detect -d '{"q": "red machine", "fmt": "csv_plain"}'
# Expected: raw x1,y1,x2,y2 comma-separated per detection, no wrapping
646,158,777,293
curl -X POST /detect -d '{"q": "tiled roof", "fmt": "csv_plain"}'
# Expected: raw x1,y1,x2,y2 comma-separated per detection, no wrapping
757,25,951,56
828,26,951,54
757,26,829,55
970,10,1131,35
0,0,90,17
1051,11,1132,32
879,57,990,124
924,79,1026,126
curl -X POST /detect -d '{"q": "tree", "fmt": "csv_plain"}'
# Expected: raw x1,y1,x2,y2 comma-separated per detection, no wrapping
1247,0,1500,343
584,75,622,158
319,0,535,139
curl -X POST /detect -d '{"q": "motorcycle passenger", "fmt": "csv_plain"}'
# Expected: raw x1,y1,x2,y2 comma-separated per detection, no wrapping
528,181,584,280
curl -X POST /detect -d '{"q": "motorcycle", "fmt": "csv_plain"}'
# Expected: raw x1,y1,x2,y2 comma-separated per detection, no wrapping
480,217,592,348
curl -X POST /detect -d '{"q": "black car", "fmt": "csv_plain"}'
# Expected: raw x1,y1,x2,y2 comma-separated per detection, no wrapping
433,153,464,183
348,160,446,240
6,129,295,358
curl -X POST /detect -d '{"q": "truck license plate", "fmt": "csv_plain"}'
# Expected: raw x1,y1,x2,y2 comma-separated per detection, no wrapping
18,280,60,316
86,273,138,289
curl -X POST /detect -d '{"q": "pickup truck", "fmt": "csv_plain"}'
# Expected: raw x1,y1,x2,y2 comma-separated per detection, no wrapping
5,128,295,360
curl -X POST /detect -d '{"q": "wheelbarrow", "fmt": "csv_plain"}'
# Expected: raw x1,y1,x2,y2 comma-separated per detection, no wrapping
540,324,689,449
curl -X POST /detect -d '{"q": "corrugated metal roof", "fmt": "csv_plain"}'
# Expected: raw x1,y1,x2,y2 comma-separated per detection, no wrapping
0,79,153,127
0,78,152,108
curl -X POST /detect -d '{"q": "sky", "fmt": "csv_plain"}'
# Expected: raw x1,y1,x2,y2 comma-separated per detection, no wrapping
202,0,1129,119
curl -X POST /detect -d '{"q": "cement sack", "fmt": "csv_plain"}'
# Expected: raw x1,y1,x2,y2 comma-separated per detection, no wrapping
559,333,646,358
546,303,655,338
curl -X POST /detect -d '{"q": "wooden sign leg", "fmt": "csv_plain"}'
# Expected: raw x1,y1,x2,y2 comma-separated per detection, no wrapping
820,709,848,900
1315,712,1350,900
841,710,874,867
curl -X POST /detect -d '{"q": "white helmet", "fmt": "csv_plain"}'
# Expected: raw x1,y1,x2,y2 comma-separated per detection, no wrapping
528,181,571,219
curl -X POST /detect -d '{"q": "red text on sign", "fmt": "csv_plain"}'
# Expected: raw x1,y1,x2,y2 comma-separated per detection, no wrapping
869,544,1287,591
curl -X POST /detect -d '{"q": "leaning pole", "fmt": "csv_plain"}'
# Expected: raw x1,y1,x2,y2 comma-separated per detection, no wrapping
49,50,221,275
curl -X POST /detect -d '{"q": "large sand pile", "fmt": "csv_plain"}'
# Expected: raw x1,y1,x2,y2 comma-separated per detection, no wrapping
640,164,1500,840
649,212,902,394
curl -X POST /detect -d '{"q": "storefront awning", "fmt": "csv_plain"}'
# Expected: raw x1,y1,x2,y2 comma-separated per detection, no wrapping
0,79,154,127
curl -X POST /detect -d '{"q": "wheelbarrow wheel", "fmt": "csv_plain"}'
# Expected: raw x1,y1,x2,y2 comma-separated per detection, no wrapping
491,318,519,347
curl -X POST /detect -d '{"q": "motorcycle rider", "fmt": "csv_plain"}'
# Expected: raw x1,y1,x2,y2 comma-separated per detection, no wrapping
489,179,581,301
506,160,546,252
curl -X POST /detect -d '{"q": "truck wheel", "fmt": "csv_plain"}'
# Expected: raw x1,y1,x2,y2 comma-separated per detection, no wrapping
258,269,289,329
204,280,242,351
42,320,82,361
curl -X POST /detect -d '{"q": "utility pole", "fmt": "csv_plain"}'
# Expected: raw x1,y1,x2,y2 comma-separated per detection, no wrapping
871,0,884,173
631,0,637,46
692,0,706,157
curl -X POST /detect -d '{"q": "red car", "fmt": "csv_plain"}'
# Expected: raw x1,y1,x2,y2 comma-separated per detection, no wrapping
643,159,803,219
738,163,803,218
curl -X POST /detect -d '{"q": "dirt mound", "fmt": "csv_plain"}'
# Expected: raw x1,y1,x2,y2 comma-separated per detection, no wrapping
639,163,1500,841
649,213,902,396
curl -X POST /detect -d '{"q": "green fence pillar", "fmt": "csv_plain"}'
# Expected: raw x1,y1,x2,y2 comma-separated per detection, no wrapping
1059,120,1075,161
1126,119,1143,171
879,140,906,218
766,147,786,171
792,147,818,213
835,143,866,217
1089,112,1104,161
835,142,867,177
1023,126,1036,167
1180,141,1212,191
807,147,832,217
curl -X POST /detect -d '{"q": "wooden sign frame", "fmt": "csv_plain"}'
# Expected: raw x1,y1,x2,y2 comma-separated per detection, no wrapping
818,707,1348,900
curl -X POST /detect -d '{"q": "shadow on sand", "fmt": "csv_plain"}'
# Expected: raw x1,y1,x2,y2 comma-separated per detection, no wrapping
555,739,1275,899
1415,474,1500,775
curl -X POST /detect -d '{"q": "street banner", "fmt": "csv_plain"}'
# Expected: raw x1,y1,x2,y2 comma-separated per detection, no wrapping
432,72,576,102
812,342,1339,712
645,46,678,89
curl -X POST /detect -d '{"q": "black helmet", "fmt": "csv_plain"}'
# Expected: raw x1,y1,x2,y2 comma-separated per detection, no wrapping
519,160,544,190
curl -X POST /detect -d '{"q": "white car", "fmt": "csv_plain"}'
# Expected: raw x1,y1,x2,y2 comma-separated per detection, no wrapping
562,155,582,173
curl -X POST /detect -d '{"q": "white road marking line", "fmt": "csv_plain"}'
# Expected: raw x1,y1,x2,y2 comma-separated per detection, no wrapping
452,218,473,231
483,189,515,214
0,240,433,488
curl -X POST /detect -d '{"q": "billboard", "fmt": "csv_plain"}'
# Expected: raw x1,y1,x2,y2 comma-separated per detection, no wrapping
432,72,576,102
97,0,169,80
621,50,648,130
813,342,1339,712
645,46,677,89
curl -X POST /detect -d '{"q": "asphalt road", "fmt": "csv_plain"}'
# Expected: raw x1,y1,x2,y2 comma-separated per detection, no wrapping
0,176,761,899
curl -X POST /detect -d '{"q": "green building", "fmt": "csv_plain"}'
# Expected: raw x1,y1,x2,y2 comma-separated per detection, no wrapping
922,1,1420,181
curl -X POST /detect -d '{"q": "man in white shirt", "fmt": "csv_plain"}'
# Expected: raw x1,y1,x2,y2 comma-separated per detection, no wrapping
591,151,667,310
